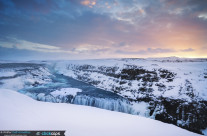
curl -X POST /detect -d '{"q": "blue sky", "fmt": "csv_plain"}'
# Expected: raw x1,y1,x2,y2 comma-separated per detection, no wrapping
0,0,207,60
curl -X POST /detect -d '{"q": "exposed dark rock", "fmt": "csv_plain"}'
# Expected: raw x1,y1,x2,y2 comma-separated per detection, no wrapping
152,98,207,134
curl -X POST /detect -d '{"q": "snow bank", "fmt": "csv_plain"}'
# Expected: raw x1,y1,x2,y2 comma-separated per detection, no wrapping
51,88,82,97
0,89,201,136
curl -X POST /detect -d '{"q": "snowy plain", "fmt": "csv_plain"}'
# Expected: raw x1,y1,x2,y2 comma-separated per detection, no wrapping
0,89,202,136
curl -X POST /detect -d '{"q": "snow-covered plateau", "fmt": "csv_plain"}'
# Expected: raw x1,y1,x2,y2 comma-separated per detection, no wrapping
0,57,207,135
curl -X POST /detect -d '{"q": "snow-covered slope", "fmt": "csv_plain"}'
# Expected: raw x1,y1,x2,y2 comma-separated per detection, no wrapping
0,89,202,136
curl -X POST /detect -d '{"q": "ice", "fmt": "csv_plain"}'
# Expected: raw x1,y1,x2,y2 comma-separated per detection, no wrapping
202,128,207,136
19,90,143,115
131,101,150,117
73,95,135,114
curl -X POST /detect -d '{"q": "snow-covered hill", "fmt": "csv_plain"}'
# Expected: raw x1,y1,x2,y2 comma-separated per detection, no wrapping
0,89,202,136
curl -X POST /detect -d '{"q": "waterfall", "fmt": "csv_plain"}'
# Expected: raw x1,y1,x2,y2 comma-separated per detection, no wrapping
20,90,140,115
72,95,136,114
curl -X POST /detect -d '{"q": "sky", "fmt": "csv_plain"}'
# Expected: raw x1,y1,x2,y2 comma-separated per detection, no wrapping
0,0,207,60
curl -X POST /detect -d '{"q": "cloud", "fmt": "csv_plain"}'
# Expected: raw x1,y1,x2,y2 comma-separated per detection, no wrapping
198,13,207,20
0,0,59,14
145,48,176,53
112,42,128,47
80,0,96,8
0,0,207,59
0,46,81,61
116,48,176,55
72,44,110,54
0,38,71,53
180,48,195,52
202,46,207,50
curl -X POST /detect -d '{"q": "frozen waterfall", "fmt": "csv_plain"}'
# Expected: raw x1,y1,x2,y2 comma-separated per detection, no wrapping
73,95,136,114
20,91,140,115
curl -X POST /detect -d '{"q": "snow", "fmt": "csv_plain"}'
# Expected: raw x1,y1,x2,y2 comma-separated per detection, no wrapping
51,88,82,97
0,77,24,90
131,101,150,117
0,71,16,77
54,58,207,101
0,64,52,91
0,89,201,136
